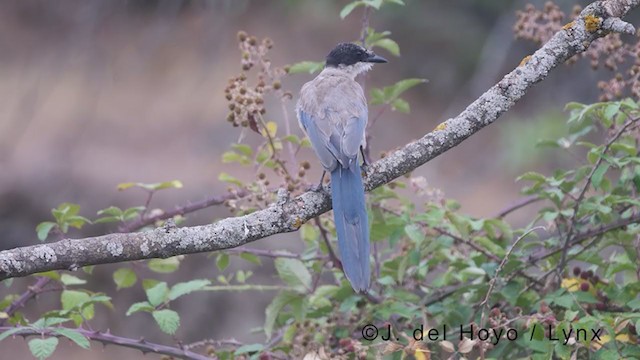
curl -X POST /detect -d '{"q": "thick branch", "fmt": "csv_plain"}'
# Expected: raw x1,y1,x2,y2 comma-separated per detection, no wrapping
0,0,638,281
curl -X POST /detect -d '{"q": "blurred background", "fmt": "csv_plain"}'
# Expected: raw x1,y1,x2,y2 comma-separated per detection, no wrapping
0,0,627,358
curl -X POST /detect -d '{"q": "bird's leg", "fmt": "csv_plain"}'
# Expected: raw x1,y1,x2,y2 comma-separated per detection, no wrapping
360,146,370,176
307,170,327,192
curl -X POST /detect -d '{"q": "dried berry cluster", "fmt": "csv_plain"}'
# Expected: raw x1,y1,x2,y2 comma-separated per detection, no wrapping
224,31,289,130
514,2,640,101
514,2,570,45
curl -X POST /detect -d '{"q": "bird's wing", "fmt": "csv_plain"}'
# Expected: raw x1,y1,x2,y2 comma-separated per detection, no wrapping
298,109,340,171
297,75,368,170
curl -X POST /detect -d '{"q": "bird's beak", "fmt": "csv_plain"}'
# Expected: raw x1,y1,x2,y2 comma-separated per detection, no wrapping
365,53,388,63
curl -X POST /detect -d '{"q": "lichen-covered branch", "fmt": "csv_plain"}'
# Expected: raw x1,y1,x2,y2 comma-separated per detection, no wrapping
0,0,638,281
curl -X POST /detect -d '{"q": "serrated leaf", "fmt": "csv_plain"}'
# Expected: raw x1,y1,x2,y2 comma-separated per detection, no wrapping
168,279,211,301
216,253,230,271
60,290,93,320
275,258,312,292
51,328,90,349
370,38,400,56
29,337,58,360
391,98,410,113
113,268,137,290
126,301,154,316
60,274,86,286
152,309,180,335
264,290,298,339
36,222,56,241
148,257,180,273
340,1,364,18
287,61,325,74
145,282,169,307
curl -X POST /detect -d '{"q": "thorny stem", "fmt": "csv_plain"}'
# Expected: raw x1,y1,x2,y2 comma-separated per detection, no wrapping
0,326,212,360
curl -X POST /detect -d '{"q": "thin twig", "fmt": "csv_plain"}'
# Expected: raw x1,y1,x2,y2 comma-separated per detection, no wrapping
120,189,248,232
557,117,640,278
494,195,541,218
0,326,211,360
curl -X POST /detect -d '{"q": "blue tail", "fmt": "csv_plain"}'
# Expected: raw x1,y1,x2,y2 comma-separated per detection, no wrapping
331,161,370,293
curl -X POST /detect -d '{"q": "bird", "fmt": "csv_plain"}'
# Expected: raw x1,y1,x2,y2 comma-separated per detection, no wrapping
296,42,387,293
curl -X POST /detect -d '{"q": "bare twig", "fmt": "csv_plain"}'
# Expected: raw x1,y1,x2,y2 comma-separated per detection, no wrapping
494,195,542,218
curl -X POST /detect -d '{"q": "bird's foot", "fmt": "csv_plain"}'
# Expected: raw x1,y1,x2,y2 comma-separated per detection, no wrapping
361,163,369,178
307,183,327,193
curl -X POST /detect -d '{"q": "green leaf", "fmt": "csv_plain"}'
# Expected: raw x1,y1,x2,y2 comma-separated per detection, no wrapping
222,151,247,164
370,38,400,56
152,309,180,335
275,258,312,292
287,61,325,74
391,98,410,113
218,172,243,187
36,222,56,241
370,88,385,105
145,282,169,307
264,290,298,339
126,301,154,316
148,257,180,273
0,327,24,341
516,171,546,182
404,224,425,243
239,253,261,265
340,1,364,19
235,343,265,355
113,268,137,290
168,279,211,301
122,207,145,221
60,290,93,320
216,253,230,271
231,143,253,156
592,164,609,189
51,328,90,349
117,180,183,191
60,274,86,286
29,338,58,360
379,78,427,103
282,134,301,145
96,206,123,217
